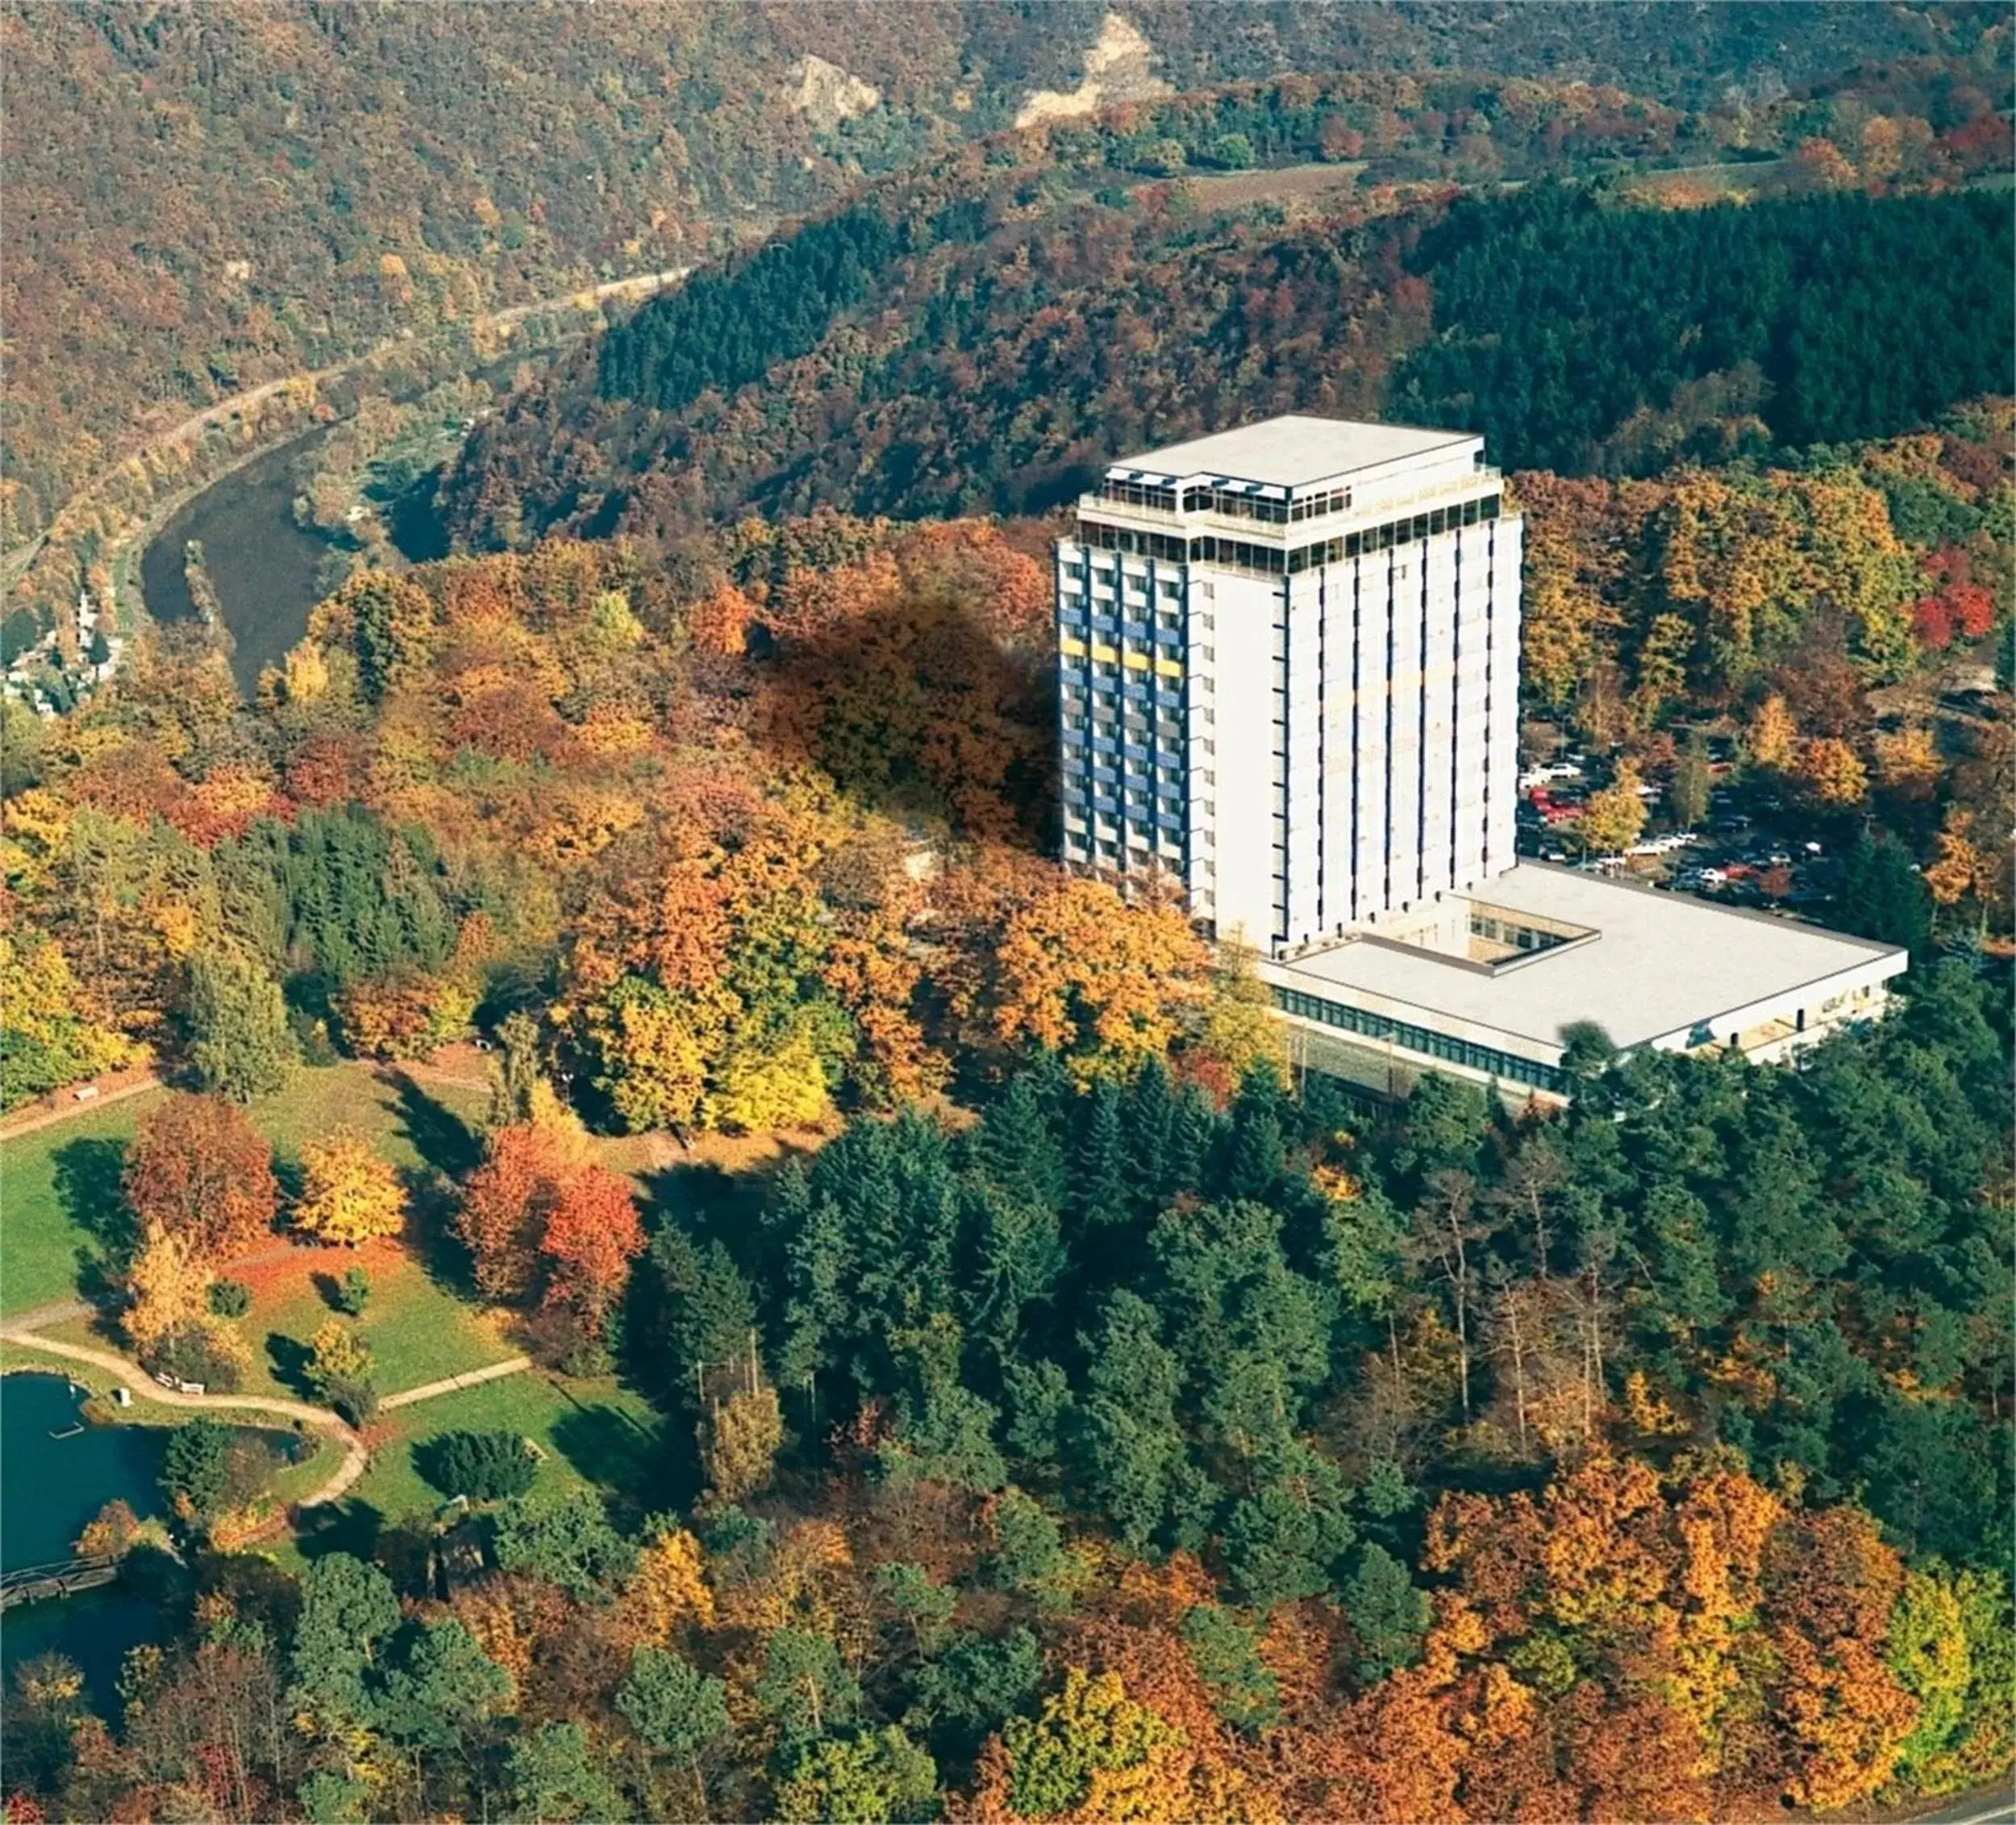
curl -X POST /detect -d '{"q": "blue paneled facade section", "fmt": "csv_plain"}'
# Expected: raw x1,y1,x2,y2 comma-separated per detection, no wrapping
1056,536,1193,891
1270,985,1568,1095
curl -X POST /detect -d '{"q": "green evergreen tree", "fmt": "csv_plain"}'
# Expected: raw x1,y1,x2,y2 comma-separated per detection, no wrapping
1339,1542,1431,1683
971,1074,1066,1215
618,1645,730,1813
374,1618,510,1753
1180,1604,1281,1731
1164,1081,1218,1194
290,1552,401,1725
1122,1056,1177,1210
186,945,296,1102
1837,829,1934,959
1070,1079,1130,1231
506,1721,625,1823
756,1629,861,1748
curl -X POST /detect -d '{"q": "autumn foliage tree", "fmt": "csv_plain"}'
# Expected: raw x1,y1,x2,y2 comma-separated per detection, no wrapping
455,1119,642,1331
292,1129,406,1246
123,1094,278,1267
539,1162,647,1337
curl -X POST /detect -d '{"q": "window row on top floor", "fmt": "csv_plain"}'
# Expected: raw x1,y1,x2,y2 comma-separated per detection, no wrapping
1075,494,1502,577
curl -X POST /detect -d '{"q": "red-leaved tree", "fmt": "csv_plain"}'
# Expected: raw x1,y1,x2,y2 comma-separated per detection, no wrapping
123,1094,278,1266
455,1124,643,1331
538,1164,645,1336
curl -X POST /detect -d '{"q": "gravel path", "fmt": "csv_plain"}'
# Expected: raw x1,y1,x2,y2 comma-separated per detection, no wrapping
381,1355,533,1410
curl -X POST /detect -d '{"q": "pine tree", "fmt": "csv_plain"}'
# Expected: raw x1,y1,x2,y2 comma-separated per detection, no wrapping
972,1075,1067,1215
1123,1056,1177,1212
186,946,296,1102
1218,1069,1288,1203
1164,1081,1219,1195
1070,1079,1131,1232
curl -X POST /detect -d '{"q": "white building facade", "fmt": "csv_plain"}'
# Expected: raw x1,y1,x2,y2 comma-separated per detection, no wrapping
1056,416,1521,950
1056,414,1911,1103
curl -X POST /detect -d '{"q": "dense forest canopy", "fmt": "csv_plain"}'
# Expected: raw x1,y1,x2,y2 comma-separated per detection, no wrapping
1390,182,2016,471
446,169,2015,559
2,474,2011,1819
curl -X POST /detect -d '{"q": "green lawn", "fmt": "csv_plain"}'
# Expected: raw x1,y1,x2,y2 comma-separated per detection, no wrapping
235,1259,511,1399
0,1063,489,1316
38,1241,514,1404
279,1368,669,1571
0,1093,166,1315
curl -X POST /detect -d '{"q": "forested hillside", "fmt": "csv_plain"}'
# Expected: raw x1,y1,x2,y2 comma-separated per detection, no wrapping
8,3,2011,553
10,1,2000,552
2,508,2011,1823
3,11,2014,1821
441,97,2014,556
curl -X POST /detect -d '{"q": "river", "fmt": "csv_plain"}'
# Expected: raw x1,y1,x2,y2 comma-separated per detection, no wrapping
139,429,341,694
0,1373,170,1711
139,426,452,696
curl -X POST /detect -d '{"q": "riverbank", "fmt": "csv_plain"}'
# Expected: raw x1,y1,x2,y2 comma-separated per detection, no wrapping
3,265,690,695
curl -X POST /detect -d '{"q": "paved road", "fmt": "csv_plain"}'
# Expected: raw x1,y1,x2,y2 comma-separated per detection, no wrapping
3,265,693,592
1902,1786,2016,1825
0,1327,369,1506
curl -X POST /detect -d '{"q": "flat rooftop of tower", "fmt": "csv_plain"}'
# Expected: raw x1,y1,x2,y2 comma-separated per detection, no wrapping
1111,415,1477,490
1268,863,1907,1056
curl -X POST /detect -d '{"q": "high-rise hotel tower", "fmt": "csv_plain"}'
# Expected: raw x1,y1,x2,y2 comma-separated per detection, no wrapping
1056,415,1522,952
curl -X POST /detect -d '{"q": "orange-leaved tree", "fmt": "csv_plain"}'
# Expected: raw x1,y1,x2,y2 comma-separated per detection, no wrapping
123,1094,278,1267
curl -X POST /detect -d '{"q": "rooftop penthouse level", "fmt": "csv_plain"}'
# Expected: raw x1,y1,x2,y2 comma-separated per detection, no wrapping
1080,416,1503,575
1056,414,1522,948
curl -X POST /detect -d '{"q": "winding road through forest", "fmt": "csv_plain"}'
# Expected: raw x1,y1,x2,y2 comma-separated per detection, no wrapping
2,264,692,593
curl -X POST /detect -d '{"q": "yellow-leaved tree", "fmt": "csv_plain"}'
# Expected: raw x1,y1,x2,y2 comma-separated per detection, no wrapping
1578,761,1649,855
1747,693,1799,770
294,1129,406,1245
1793,736,1870,808
619,1523,717,1645
992,877,1210,1086
124,1223,211,1350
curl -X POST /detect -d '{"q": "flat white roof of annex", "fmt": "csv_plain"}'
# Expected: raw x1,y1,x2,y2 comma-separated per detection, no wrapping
1106,415,1479,494
1268,863,1908,1056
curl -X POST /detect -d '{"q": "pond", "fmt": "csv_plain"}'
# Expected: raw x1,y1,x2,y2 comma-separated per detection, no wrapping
0,1372,170,1712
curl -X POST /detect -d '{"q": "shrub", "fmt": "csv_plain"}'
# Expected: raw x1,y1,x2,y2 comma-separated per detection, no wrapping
306,1319,373,1398
324,1375,379,1428
335,1266,372,1315
144,1321,248,1394
162,1419,234,1519
206,1279,252,1319
416,1429,541,1502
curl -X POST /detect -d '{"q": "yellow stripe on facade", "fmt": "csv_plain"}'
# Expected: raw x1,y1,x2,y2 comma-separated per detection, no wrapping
1154,657,1184,678
1059,636,1087,656
1090,643,1120,663
1122,650,1151,670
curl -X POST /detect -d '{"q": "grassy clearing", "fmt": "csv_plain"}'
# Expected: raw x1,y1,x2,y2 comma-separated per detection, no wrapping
227,1242,513,1401
279,1367,667,1572
0,1091,167,1315
0,1061,489,1316
36,1244,514,1404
